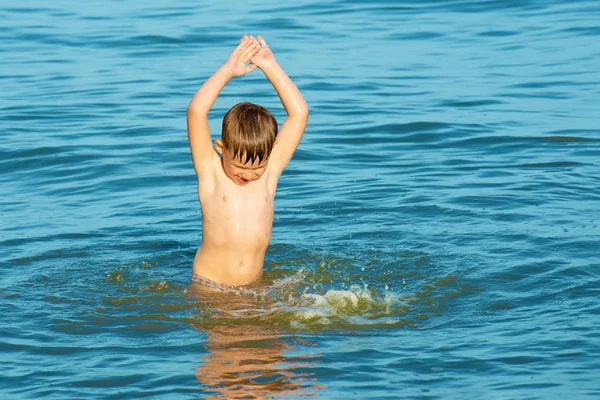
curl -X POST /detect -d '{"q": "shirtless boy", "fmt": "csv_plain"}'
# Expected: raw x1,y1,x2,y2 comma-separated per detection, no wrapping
187,35,308,289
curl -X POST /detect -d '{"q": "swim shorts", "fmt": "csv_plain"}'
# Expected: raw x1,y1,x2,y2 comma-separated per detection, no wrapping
190,274,241,292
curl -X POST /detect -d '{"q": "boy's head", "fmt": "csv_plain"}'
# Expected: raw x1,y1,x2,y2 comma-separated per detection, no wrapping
215,102,278,186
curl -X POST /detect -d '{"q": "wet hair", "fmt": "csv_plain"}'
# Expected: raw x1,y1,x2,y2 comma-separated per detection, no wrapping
222,102,278,164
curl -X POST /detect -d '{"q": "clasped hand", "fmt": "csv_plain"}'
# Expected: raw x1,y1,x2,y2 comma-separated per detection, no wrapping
224,35,275,77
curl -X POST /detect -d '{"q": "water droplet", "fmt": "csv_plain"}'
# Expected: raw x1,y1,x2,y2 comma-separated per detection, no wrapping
385,285,389,290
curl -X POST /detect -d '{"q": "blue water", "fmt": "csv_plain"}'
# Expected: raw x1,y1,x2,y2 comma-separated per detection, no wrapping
1,0,599,398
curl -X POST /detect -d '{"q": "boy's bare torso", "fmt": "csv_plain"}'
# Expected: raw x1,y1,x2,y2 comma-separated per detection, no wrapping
187,35,308,286
192,153,276,285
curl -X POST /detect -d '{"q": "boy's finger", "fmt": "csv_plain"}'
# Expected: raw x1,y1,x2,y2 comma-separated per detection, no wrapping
234,37,250,52
257,36,267,47
240,38,257,51
243,44,260,58
238,36,249,47
236,46,252,59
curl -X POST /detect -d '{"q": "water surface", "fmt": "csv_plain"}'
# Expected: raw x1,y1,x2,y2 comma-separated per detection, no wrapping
1,0,599,398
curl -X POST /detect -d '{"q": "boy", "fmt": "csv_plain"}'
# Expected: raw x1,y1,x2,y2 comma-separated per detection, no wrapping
187,35,308,289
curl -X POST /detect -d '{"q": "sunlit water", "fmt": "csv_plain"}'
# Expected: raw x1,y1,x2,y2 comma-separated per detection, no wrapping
1,0,599,398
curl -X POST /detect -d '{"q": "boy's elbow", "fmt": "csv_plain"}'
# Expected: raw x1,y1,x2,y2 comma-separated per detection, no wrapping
295,102,309,120
302,103,309,118
187,101,207,116
187,103,197,116
187,104,199,116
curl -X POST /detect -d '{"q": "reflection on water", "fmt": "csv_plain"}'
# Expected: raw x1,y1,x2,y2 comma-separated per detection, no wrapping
190,285,326,398
1,0,598,396
195,326,324,398
181,247,473,397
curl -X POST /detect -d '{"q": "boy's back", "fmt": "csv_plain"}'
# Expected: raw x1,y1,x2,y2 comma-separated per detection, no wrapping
187,35,308,288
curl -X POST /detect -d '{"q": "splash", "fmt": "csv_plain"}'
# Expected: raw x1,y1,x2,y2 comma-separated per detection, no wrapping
98,247,477,332
286,283,410,330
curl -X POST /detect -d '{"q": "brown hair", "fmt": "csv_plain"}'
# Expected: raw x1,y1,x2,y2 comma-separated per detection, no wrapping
222,102,278,164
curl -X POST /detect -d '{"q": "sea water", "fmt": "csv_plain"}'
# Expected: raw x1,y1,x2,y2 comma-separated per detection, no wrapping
1,0,599,398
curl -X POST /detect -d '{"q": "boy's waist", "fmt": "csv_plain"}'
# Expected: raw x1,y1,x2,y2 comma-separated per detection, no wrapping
193,246,265,286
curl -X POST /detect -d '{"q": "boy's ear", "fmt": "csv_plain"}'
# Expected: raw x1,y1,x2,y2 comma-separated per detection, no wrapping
214,139,224,155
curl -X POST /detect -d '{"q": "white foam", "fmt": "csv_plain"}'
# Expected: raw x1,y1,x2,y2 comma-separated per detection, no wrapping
289,284,383,327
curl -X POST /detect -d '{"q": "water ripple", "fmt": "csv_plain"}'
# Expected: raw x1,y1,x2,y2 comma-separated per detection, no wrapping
1,0,599,398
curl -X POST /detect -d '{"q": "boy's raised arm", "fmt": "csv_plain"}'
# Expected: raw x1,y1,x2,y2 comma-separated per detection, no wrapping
250,36,309,175
187,37,260,174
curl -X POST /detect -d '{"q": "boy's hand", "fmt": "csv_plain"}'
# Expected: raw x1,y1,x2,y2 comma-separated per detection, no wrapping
250,36,276,69
224,35,261,77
